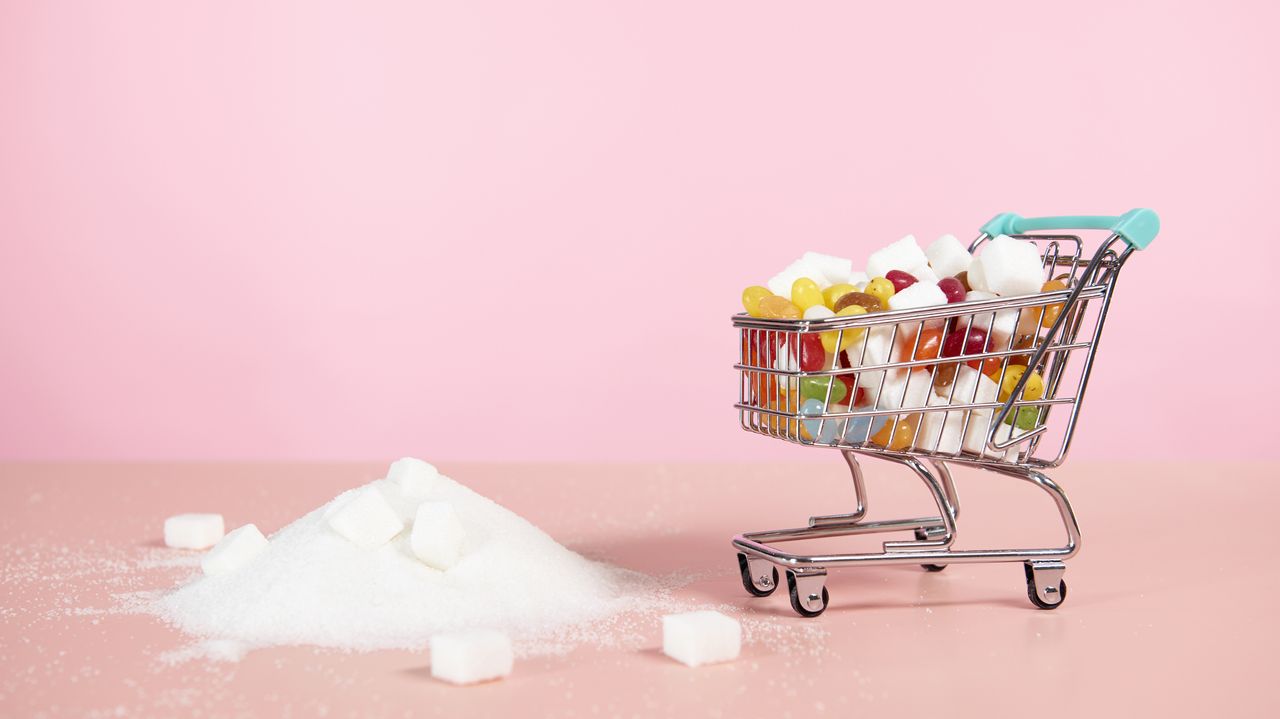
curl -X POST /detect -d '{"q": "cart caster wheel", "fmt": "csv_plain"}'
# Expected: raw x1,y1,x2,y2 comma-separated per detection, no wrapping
921,563,947,572
1024,561,1068,610
737,553,779,597
785,570,829,618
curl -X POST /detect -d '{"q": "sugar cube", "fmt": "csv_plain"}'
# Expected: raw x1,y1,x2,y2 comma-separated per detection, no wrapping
164,513,225,550
967,256,990,293
876,370,933,411
915,394,968,454
803,304,835,320
411,502,466,571
939,364,999,406
802,251,854,286
430,629,513,685
201,524,269,576
848,270,869,287
326,486,405,549
768,258,829,296
843,325,901,398
925,234,973,279
866,235,929,279
907,263,940,285
974,235,1044,297
387,457,440,500
963,290,1018,348
662,610,741,667
887,281,947,313
962,412,1030,461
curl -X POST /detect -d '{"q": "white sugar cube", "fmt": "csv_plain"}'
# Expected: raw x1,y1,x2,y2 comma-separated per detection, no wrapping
876,369,933,411
164,513,225,550
848,270,869,287
963,290,1019,348
962,412,1031,460
926,234,973,279
974,235,1044,297
915,394,968,454
767,258,829,296
326,486,405,549
411,502,466,571
907,263,940,285
201,524,269,576
430,630,513,685
866,235,929,279
387,457,440,500
887,280,947,312
967,256,990,292
802,251,854,286
843,325,901,398
662,611,741,668
938,364,999,406
803,304,835,320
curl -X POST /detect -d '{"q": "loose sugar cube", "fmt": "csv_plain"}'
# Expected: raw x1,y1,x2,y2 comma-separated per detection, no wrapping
848,270,869,287
939,365,999,406
326,486,405,549
967,257,990,292
926,234,973,279
164,513,225,550
201,524,269,576
387,457,440,500
801,251,854,286
843,326,901,398
974,235,1044,297
907,263,940,285
430,630,513,685
876,370,933,411
662,611,741,668
866,235,929,279
411,502,466,571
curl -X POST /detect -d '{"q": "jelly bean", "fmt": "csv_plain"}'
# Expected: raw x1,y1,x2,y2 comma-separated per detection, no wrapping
799,399,841,444
835,374,860,406
997,365,1045,402
791,278,824,312
941,325,1001,376
905,327,944,367
796,332,825,372
937,277,966,303
1039,279,1068,328
954,271,972,292
869,413,921,451
864,277,895,306
834,291,883,313
742,286,773,317
885,269,918,293
757,295,802,319
1008,333,1037,366
820,306,868,353
931,362,959,392
822,283,858,310
800,376,848,405
843,413,888,444
1002,406,1043,430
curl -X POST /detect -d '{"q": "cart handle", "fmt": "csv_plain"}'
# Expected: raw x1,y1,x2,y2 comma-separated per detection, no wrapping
979,209,1160,250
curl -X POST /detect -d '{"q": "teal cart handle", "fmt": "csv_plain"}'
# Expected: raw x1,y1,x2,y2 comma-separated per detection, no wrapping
979,208,1159,250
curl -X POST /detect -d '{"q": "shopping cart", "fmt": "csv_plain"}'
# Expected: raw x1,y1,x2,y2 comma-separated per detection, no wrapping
732,210,1159,616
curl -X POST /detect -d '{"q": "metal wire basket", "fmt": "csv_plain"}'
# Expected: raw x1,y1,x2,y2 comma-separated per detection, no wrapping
731,210,1159,616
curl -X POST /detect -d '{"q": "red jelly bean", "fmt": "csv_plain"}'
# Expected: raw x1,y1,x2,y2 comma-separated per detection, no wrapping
797,333,825,372
885,270,917,293
937,277,966,303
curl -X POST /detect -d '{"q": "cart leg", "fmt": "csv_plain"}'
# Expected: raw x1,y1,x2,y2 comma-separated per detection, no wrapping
883,457,958,552
808,451,867,528
785,567,829,617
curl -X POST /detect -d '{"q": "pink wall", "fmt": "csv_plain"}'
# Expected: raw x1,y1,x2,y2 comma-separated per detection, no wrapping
1,1,1276,461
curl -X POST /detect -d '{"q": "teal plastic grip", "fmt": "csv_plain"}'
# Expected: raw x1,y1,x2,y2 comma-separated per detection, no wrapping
979,209,1159,250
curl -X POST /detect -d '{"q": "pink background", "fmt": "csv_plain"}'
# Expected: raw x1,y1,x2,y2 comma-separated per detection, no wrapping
1,1,1276,461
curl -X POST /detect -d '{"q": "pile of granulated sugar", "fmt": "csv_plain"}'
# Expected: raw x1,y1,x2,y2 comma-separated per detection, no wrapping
147,461,674,657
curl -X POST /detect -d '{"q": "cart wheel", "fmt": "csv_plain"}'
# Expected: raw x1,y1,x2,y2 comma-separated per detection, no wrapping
1023,562,1068,609
736,553,779,597
785,570,830,618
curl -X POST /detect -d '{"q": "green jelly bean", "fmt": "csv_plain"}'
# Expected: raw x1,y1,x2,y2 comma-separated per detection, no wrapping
799,376,847,405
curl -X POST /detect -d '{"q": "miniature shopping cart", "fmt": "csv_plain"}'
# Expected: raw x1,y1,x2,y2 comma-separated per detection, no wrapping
732,210,1159,616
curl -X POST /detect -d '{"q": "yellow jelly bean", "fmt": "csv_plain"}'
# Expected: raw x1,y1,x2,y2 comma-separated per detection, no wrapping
791,277,824,312
820,306,867,353
757,295,802,320
864,277,895,307
822,283,857,309
998,365,1045,402
742,286,773,317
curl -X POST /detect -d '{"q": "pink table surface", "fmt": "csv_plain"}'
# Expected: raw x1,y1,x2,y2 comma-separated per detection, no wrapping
2,461,1276,718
